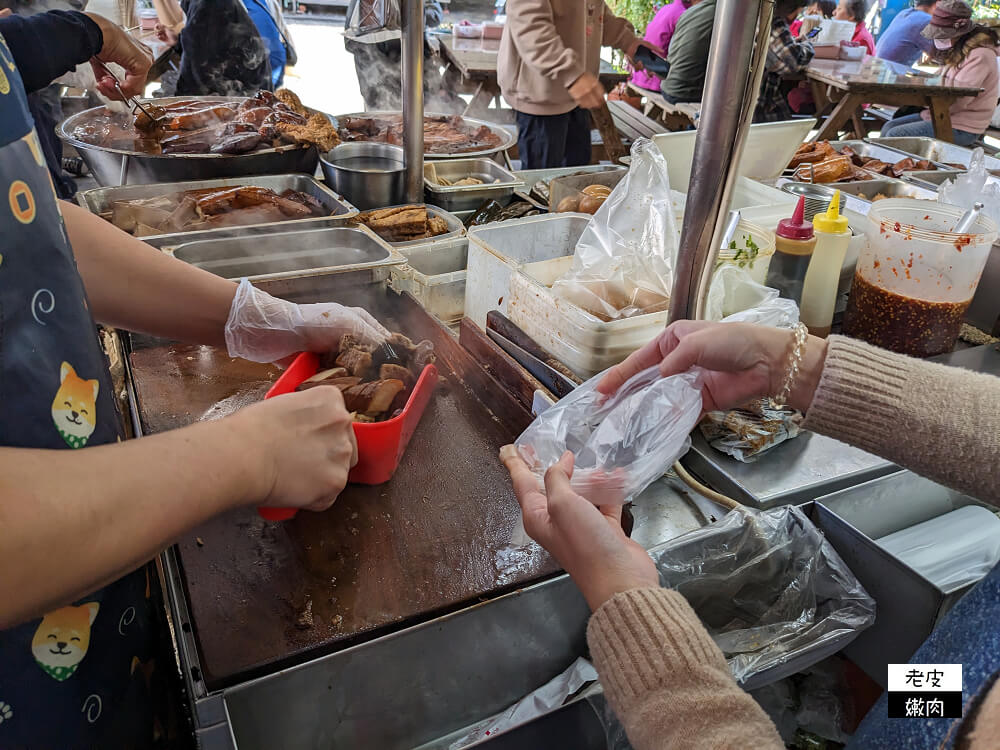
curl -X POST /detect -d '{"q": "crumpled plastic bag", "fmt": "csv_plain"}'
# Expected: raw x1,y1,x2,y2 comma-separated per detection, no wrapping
707,264,800,328
551,138,679,321
938,148,1000,227
651,505,876,690
700,398,803,462
514,367,703,505
224,278,388,363
448,658,598,749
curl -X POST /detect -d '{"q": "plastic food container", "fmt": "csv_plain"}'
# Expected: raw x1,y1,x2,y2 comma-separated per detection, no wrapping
390,238,468,324
258,353,439,521
453,22,484,38
482,22,504,39
716,220,775,285
843,199,998,356
465,213,591,329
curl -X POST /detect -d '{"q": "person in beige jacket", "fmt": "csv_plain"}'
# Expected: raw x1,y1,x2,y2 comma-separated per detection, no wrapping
502,321,1000,749
498,0,660,169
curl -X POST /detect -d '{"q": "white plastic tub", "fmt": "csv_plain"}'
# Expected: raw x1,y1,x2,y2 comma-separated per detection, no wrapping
390,238,468,325
465,214,591,329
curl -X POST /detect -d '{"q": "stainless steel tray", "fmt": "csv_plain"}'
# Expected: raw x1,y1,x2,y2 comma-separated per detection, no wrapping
424,159,525,212
354,204,466,248
171,225,404,282
59,97,320,186
330,111,516,160
832,139,959,173
681,431,897,509
76,174,358,244
833,177,939,203
866,136,1000,172
813,472,988,687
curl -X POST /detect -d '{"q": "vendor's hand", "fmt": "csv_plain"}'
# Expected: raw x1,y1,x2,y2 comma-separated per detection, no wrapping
0,9,11,17
625,39,666,70
85,13,153,100
568,72,607,110
501,447,659,612
235,387,358,512
598,321,828,413
154,22,179,46
225,278,390,364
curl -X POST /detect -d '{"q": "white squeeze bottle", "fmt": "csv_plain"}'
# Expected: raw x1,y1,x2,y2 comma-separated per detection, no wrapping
799,192,851,338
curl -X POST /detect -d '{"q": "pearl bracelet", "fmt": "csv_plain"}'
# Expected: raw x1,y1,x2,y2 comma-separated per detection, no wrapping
771,323,809,410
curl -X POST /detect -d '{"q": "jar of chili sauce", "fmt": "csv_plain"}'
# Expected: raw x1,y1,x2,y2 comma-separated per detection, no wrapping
843,199,997,357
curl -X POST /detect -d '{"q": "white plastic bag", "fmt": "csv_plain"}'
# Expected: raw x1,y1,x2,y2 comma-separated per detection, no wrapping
938,148,1000,227
707,264,800,328
514,367,703,505
551,138,680,321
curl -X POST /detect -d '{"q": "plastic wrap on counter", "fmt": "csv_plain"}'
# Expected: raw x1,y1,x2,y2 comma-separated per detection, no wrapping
514,367,703,505
700,398,804,463
652,505,876,689
938,148,1000,227
551,139,679,321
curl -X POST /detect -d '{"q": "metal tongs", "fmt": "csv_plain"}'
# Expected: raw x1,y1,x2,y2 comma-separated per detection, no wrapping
91,57,166,129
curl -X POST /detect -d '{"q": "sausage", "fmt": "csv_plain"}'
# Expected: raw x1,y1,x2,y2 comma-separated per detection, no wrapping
211,132,263,154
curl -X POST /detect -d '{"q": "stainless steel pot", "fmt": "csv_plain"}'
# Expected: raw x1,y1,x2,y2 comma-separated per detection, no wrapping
58,97,320,186
319,142,405,210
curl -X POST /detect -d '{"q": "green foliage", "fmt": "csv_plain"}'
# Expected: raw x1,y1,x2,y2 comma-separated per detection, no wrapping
973,1,1000,19
608,0,662,36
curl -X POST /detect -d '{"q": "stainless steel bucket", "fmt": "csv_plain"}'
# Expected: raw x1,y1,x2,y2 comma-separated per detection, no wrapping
320,142,406,210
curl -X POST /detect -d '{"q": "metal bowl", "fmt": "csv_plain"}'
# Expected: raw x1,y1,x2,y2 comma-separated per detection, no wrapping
330,110,516,160
780,181,846,221
58,97,320,186
320,142,406,210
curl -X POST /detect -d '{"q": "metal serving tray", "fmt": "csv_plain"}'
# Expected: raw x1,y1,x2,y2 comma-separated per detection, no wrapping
813,472,990,687
680,431,897,509
834,177,939,203
330,111,516,160
832,139,959,173
356,204,466,248
866,136,1000,172
424,159,525,212
171,225,403,282
76,174,358,244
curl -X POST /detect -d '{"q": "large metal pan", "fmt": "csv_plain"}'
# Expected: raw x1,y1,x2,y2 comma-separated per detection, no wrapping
58,96,320,187
330,110,516,160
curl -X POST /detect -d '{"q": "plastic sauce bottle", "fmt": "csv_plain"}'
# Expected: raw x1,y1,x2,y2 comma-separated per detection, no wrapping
799,192,851,338
765,195,816,305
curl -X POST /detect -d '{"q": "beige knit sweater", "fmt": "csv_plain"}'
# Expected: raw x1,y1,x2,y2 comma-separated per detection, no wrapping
588,335,1000,749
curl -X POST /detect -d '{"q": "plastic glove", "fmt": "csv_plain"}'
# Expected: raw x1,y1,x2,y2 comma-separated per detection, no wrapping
225,278,389,364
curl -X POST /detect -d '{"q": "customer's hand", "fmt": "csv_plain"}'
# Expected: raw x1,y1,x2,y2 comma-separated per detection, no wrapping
501,447,659,611
598,321,828,413
234,387,358,512
85,13,153,100
155,22,179,46
0,9,11,17
625,39,666,70
568,72,607,110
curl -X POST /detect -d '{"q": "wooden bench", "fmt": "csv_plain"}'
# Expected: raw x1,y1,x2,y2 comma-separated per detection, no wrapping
607,99,669,141
627,83,700,130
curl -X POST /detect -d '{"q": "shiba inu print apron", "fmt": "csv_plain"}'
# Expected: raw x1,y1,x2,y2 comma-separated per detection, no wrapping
0,31,158,748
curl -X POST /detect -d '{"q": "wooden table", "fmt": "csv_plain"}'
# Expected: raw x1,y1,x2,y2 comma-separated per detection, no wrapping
805,57,982,143
439,35,627,120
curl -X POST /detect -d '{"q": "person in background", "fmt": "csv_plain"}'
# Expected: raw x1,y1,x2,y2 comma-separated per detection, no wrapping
659,0,716,104
242,0,296,89
154,0,270,95
755,0,814,122
789,0,836,36
501,319,1000,750
881,0,997,146
0,9,380,746
833,0,876,54
630,0,700,93
499,0,660,169
875,0,935,65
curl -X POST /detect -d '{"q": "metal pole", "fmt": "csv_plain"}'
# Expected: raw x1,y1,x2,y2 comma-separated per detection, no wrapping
401,0,425,203
668,0,774,322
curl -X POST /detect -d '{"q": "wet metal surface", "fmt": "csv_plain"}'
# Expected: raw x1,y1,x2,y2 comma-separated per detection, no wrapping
129,286,555,689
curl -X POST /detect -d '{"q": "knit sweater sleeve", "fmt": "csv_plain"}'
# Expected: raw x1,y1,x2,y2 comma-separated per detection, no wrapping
588,587,785,750
802,336,1000,501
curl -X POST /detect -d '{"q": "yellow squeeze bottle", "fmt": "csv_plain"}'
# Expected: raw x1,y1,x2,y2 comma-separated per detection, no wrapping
799,192,851,338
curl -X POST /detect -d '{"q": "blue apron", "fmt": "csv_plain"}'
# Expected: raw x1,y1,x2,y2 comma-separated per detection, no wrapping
849,561,1000,749
0,32,158,748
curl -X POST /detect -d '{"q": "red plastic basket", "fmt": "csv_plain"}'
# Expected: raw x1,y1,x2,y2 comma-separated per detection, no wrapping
258,352,438,521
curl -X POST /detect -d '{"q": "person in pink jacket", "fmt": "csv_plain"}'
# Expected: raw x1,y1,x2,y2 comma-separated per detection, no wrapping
881,0,999,146
833,0,875,54
630,0,700,92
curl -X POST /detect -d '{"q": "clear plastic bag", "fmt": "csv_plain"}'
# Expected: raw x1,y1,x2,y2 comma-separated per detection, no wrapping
938,148,1000,227
707,264,800,328
514,367,703,505
651,505,876,690
551,139,679,322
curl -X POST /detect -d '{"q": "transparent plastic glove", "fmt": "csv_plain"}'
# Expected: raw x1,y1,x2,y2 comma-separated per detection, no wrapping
225,278,390,364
